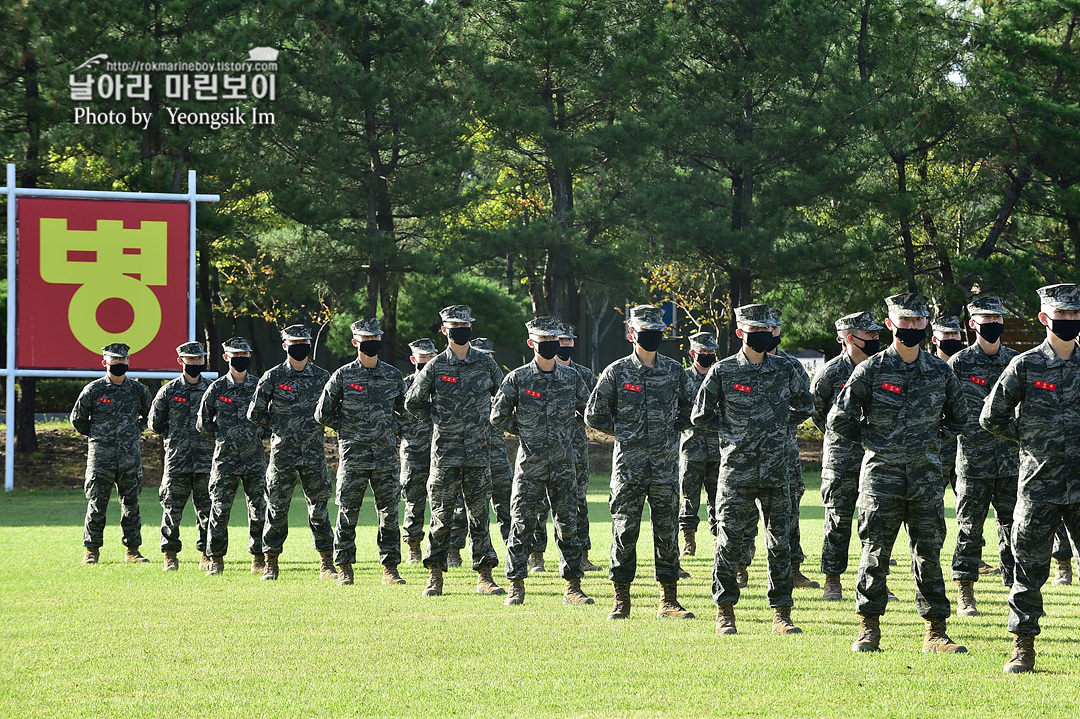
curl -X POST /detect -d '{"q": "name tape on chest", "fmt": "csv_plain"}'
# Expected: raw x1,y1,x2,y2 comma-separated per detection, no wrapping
172,396,188,403
733,383,752,394
969,376,987,386
440,375,458,384
1034,381,1056,391
623,382,642,393
97,397,112,404
525,389,542,399
277,383,294,392
219,396,234,404
348,383,365,392
881,382,902,394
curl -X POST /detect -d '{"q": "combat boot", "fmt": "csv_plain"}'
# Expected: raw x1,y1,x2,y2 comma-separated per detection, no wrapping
528,551,546,574
125,547,149,563
736,563,749,588
405,537,423,564
607,582,631,620
792,562,820,589
318,551,337,579
681,528,696,557
476,567,506,595
447,546,463,568
715,604,737,635
163,550,179,571
1052,558,1072,585
580,553,602,572
822,574,843,601
772,606,802,635
83,548,99,565
336,563,354,586
199,552,211,572
979,559,1000,575
382,565,406,585
251,553,265,574
956,580,978,617
206,556,224,576
505,578,525,606
564,578,594,605
422,566,443,596
851,613,881,652
677,565,691,579
657,582,694,619
1003,633,1036,674
262,552,280,581
922,617,967,653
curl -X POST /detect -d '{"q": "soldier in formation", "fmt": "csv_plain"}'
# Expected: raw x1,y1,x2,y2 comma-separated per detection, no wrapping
931,315,965,495
399,338,438,564
678,332,721,560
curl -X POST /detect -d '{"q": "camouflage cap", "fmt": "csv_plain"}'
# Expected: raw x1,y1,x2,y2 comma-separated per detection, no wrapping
884,292,930,319
472,337,495,354
281,324,312,341
558,323,577,340
525,316,563,337
222,337,253,353
439,304,476,323
102,343,130,358
350,318,383,337
967,295,1005,317
1037,283,1080,312
688,331,720,351
628,304,667,331
931,315,963,334
835,311,885,332
734,304,773,329
408,338,438,356
765,305,784,327
176,341,207,357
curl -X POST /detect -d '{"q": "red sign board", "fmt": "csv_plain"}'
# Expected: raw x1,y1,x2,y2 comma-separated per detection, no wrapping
16,197,189,371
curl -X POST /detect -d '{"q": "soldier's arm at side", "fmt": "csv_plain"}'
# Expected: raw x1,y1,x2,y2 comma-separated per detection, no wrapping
940,367,969,438
809,366,833,435
196,383,217,440
69,384,95,436
690,365,722,433
404,361,434,422
674,367,694,432
147,383,170,435
828,363,871,445
138,383,152,432
788,362,813,424
313,372,342,431
979,362,1022,442
584,368,616,435
489,375,519,436
392,375,407,440
246,372,273,428
574,372,589,425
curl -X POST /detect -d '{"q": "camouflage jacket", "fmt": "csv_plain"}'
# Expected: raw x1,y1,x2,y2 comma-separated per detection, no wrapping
810,352,864,472
247,360,330,467
148,375,215,475
980,340,1080,502
315,358,406,472
585,351,693,484
828,345,968,501
404,346,504,468
947,342,1019,480
680,366,721,462
69,376,152,471
776,349,813,469
691,349,814,488
399,371,433,462
197,373,267,476
490,360,588,477
568,361,597,458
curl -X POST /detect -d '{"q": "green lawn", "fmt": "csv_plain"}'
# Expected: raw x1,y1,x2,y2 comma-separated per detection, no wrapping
1,471,1078,718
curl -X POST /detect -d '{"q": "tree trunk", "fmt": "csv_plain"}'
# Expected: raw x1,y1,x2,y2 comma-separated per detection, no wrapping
726,271,753,355
894,153,919,293
974,161,1033,261
16,45,41,453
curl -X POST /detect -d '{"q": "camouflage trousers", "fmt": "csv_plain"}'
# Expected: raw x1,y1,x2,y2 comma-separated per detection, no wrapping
951,474,1017,585
529,443,592,553
425,465,497,572
83,461,144,549
820,469,859,575
737,471,804,567
206,470,266,558
1009,500,1080,635
855,494,949,618
505,465,583,580
609,479,681,585
399,454,430,540
942,451,957,494
262,461,334,555
334,468,401,567
1051,524,1077,561
158,471,211,554
679,456,719,536
451,462,512,548
713,483,793,608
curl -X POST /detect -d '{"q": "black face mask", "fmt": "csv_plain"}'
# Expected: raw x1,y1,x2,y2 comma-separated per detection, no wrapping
108,363,128,377
230,356,251,373
447,326,472,345
358,339,382,358
634,330,663,352
287,343,311,361
850,336,880,357
1049,318,1080,342
744,331,774,354
414,362,427,373
183,363,203,379
534,340,559,360
974,321,1005,344
894,327,926,348
767,334,782,352
937,339,964,357
695,353,716,368
556,346,575,361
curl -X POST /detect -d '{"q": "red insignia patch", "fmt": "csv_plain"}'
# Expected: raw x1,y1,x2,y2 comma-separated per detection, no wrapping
277,384,293,391
348,383,365,392
219,396,234,404
525,389,542,399
440,375,458,384
172,396,188,403
881,382,902,394
1034,381,1056,391
733,383,752,393
969,376,986,386
96,397,111,404
623,383,642,392
840,382,846,389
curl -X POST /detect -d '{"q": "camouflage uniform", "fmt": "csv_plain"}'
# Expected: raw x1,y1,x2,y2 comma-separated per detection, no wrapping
933,315,965,494
692,305,814,609
828,294,968,619
774,345,813,564
404,306,504,572
148,342,215,555
70,343,153,550
811,311,883,576
315,319,406,568
585,307,693,586
980,285,1080,637
400,339,437,542
197,338,268,559
947,297,1019,586
679,332,721,538
247,326,333,556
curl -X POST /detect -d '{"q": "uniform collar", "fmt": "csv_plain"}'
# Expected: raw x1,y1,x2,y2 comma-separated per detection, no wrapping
734,348,777,372
969,341,1008,365
280,359,317,375
1037,339,1080,368
882,344,933,372
444,346,479,365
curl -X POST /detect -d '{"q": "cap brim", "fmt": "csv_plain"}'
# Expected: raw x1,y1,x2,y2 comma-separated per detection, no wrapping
891,309,929,318
102,352,128,358
442,316,476,324
282,335,311,341
737,320,772,329
352,331,384,337
631,321,667,331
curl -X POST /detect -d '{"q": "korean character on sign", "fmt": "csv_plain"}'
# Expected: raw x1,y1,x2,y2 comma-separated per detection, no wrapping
193,74,219,101
96,74,124,100
125,74,151,101
69,74,95,101
221,74,247,100
250,74,276,101
165,74,191,101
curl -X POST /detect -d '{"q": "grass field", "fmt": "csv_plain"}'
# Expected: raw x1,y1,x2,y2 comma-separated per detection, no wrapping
1,471,1079,718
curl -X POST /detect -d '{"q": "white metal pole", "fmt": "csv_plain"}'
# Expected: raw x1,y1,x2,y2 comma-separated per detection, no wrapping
187,170,197,343
5,164,17,491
